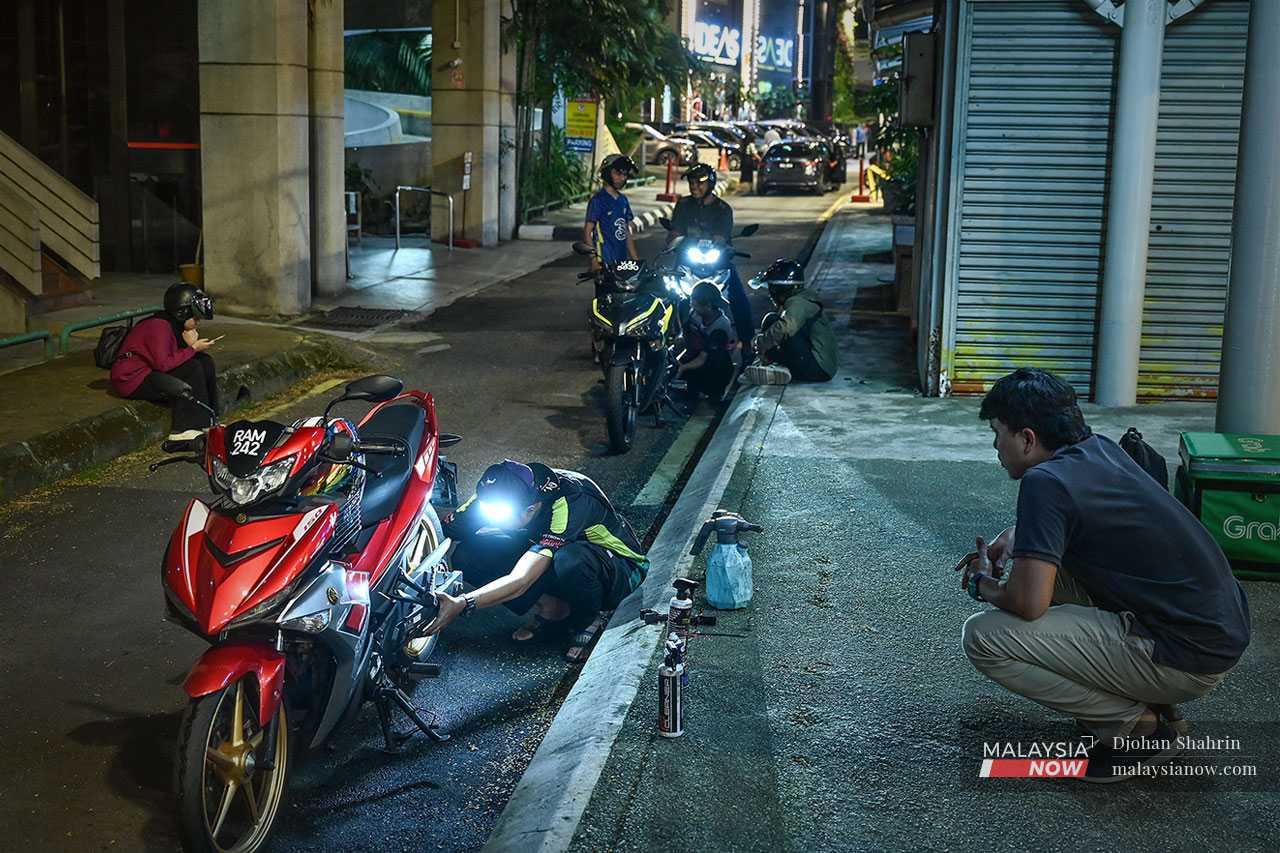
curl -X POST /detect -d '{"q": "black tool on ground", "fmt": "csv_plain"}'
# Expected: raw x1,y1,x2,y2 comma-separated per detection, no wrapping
640,608,717,627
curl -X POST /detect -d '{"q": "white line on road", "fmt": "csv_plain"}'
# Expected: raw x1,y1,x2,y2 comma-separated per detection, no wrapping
631,412,714,506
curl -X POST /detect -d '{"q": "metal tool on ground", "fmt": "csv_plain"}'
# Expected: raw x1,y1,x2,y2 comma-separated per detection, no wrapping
657,633,686,738
691,510,763,609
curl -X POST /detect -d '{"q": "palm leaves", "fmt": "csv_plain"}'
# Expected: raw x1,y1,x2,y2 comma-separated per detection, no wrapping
344,32,433,95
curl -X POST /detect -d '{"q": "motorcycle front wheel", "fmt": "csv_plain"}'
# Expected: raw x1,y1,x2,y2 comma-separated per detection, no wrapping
175,678,290,853
606,363,638,453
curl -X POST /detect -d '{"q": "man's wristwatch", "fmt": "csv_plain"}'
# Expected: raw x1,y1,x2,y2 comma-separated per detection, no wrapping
462,593,477,614
967,573,986,603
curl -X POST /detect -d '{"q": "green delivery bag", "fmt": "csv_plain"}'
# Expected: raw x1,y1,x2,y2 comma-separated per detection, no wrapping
1175,432,1280,580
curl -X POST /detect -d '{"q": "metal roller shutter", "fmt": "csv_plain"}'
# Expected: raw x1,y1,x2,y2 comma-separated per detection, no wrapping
1139,1,1249,401
945,0,1115,396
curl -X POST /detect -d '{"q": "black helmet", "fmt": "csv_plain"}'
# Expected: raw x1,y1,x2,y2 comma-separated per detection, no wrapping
683,162,717,191
164,282,214,323
749,258,805,303
690,280,727,309
599,154,638,184
475,460,538,525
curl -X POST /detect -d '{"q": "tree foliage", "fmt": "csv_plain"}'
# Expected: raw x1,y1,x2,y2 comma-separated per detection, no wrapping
344,32,433,95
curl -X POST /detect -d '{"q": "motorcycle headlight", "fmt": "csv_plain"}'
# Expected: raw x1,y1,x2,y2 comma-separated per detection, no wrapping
222,454,297,506
225,580,302,630
687,246,721,265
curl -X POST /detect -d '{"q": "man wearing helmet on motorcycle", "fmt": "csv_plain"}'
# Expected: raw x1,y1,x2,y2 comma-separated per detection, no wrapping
583,154,640,271
744,259,838,385
110,282,221,440
675,281,741,403
423,460,648,648
666,163,754,352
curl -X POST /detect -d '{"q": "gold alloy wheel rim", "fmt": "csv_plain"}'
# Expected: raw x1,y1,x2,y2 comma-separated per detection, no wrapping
202,680,289,853
405,517,442,659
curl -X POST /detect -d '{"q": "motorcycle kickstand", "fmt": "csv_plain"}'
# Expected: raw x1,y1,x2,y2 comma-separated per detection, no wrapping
374,680,450,753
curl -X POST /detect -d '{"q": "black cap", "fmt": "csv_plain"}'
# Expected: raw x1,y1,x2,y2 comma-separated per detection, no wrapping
476,459,538,507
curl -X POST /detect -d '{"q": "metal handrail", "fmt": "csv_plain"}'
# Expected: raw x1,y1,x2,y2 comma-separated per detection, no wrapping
58,305,162,356
395,185,453,252
0,330,56,360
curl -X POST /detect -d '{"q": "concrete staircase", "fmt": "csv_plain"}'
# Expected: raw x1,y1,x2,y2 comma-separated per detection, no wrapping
0,129,100,333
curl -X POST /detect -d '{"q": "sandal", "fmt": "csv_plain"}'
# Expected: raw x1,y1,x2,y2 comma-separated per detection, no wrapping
512,614,550,642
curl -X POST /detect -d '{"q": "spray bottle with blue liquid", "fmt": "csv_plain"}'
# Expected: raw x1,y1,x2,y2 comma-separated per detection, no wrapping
690,510,763,610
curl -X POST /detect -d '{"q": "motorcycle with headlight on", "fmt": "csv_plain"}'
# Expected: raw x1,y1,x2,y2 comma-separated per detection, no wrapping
148,373,464,853
571,245,682,453
657,221,759,336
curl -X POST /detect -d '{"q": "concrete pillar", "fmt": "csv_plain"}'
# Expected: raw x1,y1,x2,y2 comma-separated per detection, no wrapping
497,0,517,241
1094,0,1165,406
309,0,346,296
198,0,312,315
1216,0,1280,434
432,0,505,247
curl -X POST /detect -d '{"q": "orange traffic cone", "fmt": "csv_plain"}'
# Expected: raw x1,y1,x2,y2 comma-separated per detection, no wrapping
718,147,729,172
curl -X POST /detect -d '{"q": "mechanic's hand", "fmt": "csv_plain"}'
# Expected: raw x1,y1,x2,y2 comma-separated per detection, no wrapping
422,591,466,636
953,536,993,590
986,526,1015,574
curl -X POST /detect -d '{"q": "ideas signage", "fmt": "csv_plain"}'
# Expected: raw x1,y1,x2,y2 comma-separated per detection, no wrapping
755,34,795,72
692,20,742,66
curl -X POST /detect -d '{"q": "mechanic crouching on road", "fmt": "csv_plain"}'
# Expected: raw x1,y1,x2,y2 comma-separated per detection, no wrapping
956,368,1250,783
422,460,648,648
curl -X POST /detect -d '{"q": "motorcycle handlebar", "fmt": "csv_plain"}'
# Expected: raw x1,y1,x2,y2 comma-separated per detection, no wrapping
577,271,596,281
356,439,407,456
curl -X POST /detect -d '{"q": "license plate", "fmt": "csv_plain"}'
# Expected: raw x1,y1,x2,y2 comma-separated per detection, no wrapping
778,162,794,169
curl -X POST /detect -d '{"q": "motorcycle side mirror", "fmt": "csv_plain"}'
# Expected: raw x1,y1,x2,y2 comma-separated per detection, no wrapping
344,375,404,402
658,216,673,231
739,224,759,237
439,433,462,448
324,374,404,418
571,242,594,257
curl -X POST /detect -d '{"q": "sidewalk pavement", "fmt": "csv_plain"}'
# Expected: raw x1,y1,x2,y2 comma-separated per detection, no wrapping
0,227,583,504
487,204,1280,853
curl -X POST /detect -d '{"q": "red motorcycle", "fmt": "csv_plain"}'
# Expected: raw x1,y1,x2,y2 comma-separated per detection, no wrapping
153,374,463,853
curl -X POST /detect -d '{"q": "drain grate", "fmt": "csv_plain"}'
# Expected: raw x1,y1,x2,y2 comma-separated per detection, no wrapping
308,307,413,330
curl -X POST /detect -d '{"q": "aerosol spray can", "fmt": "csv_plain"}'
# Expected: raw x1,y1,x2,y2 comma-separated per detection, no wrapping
657,634,686,738
666,577,698,644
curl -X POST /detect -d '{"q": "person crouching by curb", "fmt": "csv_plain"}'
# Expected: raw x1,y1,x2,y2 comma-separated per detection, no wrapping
422,460,648,648
955,367,1250,783
741,259,837,386
675,282,741,404
110,283,220,441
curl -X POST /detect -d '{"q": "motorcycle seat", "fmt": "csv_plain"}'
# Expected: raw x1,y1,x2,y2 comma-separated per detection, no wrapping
358,403,426,527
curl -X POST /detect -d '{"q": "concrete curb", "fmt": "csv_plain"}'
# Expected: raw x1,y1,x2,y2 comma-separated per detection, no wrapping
0,336,367,505
482,384,785,853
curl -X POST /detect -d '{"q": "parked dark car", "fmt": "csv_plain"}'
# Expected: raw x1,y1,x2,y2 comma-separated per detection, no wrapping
758,139,833,195
680,128,742,171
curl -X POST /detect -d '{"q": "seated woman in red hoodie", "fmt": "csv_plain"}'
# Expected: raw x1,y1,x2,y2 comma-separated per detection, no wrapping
110,283,220,440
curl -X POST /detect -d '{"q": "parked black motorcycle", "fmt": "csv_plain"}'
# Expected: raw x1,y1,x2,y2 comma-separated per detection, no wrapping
658,221,759,342
572,246,681,453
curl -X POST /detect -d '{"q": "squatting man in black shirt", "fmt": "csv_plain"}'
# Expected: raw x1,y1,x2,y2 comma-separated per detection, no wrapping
954,368,1250,783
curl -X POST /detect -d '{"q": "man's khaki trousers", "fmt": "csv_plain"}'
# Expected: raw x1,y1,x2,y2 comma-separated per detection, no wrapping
961,567,1225,739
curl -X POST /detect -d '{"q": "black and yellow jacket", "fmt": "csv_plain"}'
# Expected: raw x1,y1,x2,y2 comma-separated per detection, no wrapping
444,464,649,582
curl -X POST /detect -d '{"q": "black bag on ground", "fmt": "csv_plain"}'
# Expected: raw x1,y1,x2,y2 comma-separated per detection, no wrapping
1120,427,1169,490
93,318,136,369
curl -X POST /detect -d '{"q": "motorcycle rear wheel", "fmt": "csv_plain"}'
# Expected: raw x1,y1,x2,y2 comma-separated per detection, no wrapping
606,363,637,453
175,679,290,853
